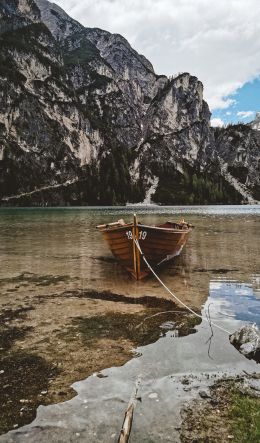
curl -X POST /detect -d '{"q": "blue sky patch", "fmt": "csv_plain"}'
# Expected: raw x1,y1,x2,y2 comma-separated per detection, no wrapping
212,77,260,125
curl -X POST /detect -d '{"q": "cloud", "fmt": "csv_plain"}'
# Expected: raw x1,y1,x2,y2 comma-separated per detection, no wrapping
211,118,224,127
54,0,260,110
237,111,254,119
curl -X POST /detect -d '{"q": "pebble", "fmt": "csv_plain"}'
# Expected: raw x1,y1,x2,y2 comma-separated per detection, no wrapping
199,390,211,399
96,372,108,378
0,370,4,374
181,378,190,385
41,390,48,395
148,392,158,399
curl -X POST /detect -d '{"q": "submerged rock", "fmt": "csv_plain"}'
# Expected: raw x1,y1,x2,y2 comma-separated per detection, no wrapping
229,324,260,362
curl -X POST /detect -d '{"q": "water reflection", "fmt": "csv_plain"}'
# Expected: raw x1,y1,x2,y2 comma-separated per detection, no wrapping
206,278,260,326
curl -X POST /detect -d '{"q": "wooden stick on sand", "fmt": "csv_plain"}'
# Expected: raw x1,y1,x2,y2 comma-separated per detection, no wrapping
118,376,141,443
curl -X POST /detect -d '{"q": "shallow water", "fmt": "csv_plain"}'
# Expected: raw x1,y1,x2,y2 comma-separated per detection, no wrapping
0,206,259,441
0,205,259,303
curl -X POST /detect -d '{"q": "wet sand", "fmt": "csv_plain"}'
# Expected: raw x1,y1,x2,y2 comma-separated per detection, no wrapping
0,206,259,440
0,284,199,434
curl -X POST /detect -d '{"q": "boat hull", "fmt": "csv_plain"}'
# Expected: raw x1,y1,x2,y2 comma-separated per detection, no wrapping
98,221,191,280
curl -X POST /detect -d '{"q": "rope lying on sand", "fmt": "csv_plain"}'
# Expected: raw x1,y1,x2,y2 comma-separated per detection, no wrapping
134,239,232,336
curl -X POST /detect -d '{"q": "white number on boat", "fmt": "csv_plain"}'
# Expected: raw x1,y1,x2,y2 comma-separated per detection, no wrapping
126,230,147,240
139,231,147,240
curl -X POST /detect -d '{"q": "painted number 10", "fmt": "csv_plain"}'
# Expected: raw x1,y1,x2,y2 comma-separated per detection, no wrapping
126,231,147,240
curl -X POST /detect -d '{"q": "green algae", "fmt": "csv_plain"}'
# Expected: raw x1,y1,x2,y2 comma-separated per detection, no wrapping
68,310,200,349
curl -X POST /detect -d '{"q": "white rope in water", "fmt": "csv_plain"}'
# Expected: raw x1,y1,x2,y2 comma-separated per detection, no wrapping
134,239,232,336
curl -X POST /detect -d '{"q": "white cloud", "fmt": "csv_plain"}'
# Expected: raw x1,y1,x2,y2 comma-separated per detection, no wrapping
237,111,254,119
54,0,260,110
226,111,232,115
211,118,224,127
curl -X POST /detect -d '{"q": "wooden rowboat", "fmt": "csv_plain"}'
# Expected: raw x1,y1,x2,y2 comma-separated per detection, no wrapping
97,214,192,280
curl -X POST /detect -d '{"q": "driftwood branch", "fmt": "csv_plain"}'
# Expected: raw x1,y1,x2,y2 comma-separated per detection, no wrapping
118,376,141,443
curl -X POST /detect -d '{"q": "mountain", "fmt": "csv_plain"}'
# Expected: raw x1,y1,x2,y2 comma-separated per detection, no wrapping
0,0,259,205
250,112,260,131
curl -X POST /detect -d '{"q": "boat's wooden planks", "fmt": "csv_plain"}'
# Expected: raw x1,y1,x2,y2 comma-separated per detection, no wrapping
105,238,132,248
102,227,189,240
141,241,186,253
141,239,185,250
102,229,132,240
141,231,188,241
106,234,188,248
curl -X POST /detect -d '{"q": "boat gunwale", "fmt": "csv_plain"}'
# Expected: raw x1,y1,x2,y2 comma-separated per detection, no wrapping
138,224,192,233
97,223,192,234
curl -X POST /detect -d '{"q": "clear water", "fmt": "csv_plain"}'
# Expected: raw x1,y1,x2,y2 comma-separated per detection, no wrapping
0,206,259,442
0,205,259,316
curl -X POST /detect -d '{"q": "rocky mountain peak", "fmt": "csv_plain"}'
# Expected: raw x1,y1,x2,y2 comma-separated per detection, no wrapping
34,0,82,39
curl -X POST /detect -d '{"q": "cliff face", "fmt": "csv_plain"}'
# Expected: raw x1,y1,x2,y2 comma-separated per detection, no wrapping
214,124,260,202
0,0,259,205
250,112,260,131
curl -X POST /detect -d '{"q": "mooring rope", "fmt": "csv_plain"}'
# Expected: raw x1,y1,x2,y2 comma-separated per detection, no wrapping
134,239,232,335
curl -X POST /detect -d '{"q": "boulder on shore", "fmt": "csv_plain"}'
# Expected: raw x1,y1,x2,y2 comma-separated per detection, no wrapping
230,324,260,363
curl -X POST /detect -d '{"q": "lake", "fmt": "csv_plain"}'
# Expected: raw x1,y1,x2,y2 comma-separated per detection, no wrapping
0,206,259,441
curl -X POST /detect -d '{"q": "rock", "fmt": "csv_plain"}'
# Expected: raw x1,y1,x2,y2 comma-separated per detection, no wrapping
148,392,158,399
248,379,260,391
199,390,211,399
96,372,108,378
230,324,260,362
183,387,191,392
181,378,190,385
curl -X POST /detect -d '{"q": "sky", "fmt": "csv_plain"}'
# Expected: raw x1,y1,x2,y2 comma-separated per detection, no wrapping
54,0,260,126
